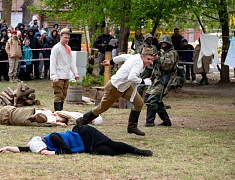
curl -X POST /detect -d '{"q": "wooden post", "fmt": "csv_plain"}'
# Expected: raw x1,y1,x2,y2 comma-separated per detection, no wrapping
104,51,112,85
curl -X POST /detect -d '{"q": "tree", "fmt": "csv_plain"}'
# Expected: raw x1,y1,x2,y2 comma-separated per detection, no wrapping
1,0,12,25
22,0,34,25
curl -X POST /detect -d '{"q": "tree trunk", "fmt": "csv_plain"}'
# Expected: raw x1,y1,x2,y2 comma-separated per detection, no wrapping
2,0,12,25
219,0,230,83
22,0,34,25
118,0,131,53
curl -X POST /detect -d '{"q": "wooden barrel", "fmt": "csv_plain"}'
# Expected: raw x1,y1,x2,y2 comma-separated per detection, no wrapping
66,86,82,104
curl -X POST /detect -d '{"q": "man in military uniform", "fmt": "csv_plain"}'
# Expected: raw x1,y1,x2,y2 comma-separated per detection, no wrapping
0,106,69,127
144,35,179,127
136,33,158,97
93,27,115,75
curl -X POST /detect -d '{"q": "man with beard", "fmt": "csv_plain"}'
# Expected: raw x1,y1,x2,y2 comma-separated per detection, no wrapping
144,35,179,127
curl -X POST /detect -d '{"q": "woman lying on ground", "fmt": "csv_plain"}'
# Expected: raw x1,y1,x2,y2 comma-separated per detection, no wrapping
0,125,153,157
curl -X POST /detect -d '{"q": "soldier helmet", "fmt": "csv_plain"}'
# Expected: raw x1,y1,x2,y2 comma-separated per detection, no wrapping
159,35,173,45
144,33,153,42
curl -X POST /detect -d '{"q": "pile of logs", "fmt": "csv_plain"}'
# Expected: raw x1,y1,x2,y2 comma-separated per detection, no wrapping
0,81,40,107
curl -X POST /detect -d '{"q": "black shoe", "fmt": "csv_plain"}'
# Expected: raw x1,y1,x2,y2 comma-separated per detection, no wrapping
127,110,145,136
143,123,155,127
134,149,153,157
157,122,172,126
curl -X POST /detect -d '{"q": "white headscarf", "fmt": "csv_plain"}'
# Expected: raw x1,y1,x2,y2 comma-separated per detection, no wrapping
27,136,47,153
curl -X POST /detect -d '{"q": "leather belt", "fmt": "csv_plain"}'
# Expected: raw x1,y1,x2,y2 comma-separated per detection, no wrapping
8,109,14,125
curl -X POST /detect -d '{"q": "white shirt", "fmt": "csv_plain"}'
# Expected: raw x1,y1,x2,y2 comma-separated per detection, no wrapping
111,54,144,92
50,42,78,80
35,110,57,123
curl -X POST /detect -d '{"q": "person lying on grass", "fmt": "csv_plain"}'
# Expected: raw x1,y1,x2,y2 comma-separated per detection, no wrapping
0,125,153,157
0,106,102,127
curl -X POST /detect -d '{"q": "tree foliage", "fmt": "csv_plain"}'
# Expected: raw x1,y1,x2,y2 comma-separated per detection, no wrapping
32,0,235,82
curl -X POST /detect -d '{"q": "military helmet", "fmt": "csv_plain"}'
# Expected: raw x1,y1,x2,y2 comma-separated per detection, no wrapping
159,35,173,45
144,33,153,42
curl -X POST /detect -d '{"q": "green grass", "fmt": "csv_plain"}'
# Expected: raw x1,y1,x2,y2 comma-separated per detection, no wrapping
0,80,234,179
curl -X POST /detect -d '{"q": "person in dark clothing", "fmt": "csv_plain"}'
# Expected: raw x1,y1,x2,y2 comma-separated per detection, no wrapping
50,28,60,44
26,28,43,79
42,37,54,79
93,27,115,75
0,28,9,81
181,38,197,84
131,30,144,53
171,28,184,59
17,23,25,37
0,125,153,157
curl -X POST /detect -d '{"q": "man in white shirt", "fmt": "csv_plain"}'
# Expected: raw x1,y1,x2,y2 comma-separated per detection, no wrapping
50,28,79,111
76,47,154,136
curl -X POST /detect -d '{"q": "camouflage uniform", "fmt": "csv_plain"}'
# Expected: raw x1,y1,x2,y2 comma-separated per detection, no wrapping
136,33,157,97
144,35,179,127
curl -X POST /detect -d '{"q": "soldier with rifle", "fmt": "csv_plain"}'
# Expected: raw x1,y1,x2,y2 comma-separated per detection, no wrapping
144,35,179,127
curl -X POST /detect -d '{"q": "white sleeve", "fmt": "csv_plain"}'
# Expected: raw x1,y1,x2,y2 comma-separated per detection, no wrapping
70,53,78,75
50,46,59,80
113,54,132,64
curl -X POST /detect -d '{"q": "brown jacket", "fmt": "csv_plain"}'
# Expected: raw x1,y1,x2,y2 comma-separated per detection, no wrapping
5,37,22,59
0,106,56,127
193,44,212,74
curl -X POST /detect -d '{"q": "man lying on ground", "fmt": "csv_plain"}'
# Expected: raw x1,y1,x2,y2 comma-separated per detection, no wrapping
0,106,102,127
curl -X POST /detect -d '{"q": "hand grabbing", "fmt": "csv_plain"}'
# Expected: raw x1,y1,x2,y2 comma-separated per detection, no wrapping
144,78,152,86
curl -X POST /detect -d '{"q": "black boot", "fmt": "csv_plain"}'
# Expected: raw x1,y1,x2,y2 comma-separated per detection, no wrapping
199,72,207,85
127,110,145,136
157,111,172,126
134,148,153,157
76,110,98,125
54,102,62,111
204,78,209,85
144,106,156,127
60,102,64,111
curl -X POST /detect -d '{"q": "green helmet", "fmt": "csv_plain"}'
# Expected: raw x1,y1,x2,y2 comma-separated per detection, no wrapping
159,35,173,45
144,33,153,42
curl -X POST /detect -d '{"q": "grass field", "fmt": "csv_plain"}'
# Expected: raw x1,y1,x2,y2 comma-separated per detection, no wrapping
0,79,234,180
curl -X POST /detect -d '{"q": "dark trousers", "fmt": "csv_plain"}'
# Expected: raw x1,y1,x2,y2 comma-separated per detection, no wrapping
0,52,9,80
95,139,135,156
185,64,196,80
32,51,39,78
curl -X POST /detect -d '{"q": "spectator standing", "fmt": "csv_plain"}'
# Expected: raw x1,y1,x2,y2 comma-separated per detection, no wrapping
93,27,115,75
193,39,212,85
50,28,79,111
131,30,144,53
41,22,50,36
5,30,22,83
144,35,179,127
42,37,54,79
171,28,184,59
26,28,42,79
50,28,60,44
38,30,47,79
181,38,197,84
20,39,33,80
0,28,9,81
